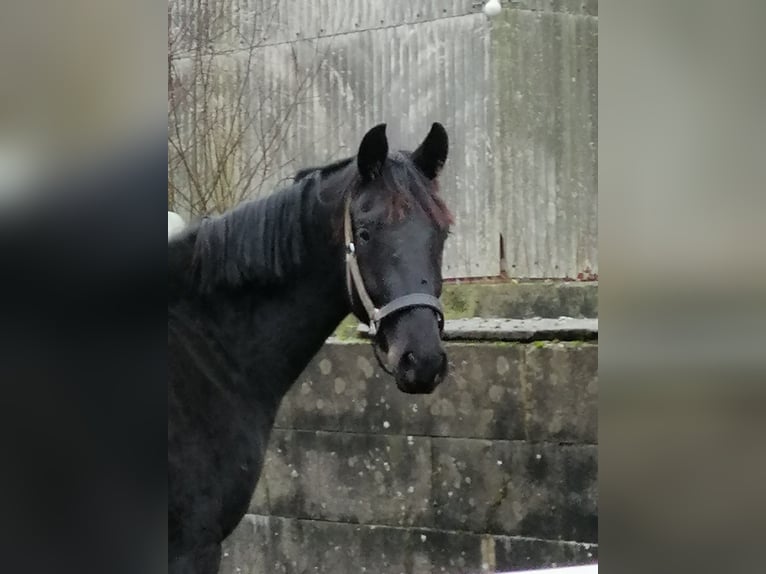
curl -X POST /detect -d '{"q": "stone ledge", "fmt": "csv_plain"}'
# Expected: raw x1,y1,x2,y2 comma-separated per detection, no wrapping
332,282,598,339
356,317,598,342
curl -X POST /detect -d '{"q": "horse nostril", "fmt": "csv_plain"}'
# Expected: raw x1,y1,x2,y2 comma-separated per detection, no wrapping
402,352,417,370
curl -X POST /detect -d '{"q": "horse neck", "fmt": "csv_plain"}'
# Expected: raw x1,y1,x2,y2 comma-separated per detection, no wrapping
210,263,348,405
192,183,351,406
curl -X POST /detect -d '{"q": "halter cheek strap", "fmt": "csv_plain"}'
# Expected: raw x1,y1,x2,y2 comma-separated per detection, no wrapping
344,196,444,337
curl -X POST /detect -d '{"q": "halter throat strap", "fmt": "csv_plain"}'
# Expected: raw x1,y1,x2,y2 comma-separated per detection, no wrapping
343,196,444,337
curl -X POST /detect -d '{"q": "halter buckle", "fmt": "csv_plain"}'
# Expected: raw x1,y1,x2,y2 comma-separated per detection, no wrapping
346,242,356,256
368,309,381,336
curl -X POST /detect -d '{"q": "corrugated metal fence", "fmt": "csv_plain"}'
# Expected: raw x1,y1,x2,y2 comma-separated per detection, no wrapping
168,0,597,279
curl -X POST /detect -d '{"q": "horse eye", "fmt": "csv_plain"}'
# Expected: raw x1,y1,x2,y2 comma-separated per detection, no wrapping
358,229,371,242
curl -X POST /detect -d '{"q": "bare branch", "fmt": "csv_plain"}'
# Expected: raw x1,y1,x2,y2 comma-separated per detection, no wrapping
168,0,341,217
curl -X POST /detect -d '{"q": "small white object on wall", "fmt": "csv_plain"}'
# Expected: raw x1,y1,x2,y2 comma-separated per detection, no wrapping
482,0,502,17
168,211,186,239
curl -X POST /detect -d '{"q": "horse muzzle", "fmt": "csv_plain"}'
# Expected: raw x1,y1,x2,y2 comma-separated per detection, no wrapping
392,347,448,394
383,307,448,394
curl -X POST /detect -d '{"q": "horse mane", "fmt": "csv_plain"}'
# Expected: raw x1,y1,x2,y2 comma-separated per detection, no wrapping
189,174,320,293
185,151,453,294
294,157,353,183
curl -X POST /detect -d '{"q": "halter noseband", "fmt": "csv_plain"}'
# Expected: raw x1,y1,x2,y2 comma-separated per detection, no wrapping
343,196,445,338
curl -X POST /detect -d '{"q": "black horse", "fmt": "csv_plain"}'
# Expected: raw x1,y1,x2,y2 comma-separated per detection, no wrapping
168,123,452,573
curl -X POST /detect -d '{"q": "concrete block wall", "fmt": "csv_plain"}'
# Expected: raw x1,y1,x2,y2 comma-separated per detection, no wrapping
220,339,598,573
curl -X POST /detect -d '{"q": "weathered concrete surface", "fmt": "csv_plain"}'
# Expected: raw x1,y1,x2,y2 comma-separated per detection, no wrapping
252,430,597,543
430,439,597,542
252,430,434,527
220,515,597,574
491,4,598,279
274,341,597,443
440,282,598,319
229,335,598,573
523,344,598,444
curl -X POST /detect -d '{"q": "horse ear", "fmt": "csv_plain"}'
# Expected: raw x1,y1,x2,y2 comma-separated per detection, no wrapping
412,122,449,179
357,124,388,181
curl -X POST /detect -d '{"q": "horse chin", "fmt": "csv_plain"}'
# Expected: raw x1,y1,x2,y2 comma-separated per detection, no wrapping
393,367,445,394
394,377,440,395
